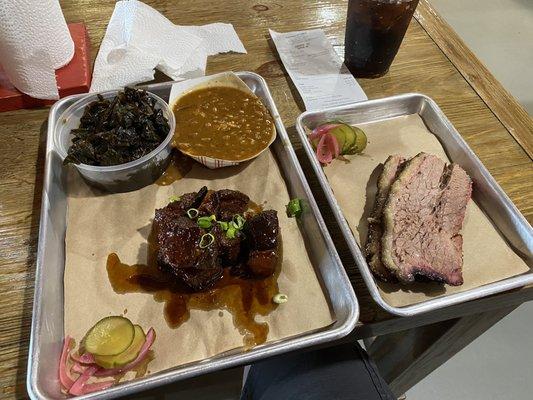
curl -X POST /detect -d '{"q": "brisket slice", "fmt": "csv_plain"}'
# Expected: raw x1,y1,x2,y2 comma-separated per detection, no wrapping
381,152,472,285
365,155,405,282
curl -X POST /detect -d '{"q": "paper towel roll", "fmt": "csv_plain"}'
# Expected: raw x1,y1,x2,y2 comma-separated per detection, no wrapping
0,0,74,99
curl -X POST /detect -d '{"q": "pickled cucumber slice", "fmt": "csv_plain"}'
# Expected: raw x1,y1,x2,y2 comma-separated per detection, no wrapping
309,122,366,155
83,316,135,356
345,126,368,154
351,126,367,154
329,125,348,152
94,325,146,369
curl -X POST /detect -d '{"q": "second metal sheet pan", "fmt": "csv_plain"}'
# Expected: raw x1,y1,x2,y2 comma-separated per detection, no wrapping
296,93,533,317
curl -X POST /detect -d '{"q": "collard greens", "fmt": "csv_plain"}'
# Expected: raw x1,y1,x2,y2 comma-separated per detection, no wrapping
64,88,170,166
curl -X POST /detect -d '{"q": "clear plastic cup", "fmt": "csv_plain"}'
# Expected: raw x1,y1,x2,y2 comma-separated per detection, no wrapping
344,0,419,78
54,90,176,192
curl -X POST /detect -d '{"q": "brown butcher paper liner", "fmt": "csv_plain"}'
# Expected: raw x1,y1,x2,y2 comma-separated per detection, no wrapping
64,150,335,379
321,114,530,307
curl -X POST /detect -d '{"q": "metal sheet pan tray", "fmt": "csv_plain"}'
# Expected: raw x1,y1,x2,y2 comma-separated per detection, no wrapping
296,93,533,317
27,72,359,399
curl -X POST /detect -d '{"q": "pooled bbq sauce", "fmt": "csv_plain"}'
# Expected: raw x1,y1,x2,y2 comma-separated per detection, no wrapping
155,150,193,186
106,209,281,348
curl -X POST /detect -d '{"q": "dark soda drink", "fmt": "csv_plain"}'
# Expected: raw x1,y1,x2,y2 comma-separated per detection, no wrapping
344,0,419,78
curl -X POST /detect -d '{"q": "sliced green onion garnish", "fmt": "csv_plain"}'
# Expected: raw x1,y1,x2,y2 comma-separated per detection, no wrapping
226,226,237,239
186,208,199,219
217,221,229,230
197,216,213,229
273,293,288,304
168,195,180,203
232,214,246,229
199,233,215,248
286,198,303,218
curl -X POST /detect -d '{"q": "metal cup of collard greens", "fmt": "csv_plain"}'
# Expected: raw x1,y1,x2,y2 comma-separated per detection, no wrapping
168,72,276,169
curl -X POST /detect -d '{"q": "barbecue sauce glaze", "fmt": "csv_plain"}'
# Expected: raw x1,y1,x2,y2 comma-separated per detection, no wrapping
106,203,280,348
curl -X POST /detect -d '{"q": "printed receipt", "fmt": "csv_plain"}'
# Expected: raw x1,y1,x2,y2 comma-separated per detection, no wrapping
269,29,367,111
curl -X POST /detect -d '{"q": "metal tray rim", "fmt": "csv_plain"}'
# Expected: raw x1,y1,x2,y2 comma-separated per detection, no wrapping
27,72,359,399
28,97,68,400
295,92,533,317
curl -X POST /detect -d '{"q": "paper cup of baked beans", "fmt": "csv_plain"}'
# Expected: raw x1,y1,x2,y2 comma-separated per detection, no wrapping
168,72,276,169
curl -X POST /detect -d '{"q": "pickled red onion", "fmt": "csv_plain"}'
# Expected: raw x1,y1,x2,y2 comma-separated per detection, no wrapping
95,328,156,377
316,133,333,164
327,132,340,158
71,363,86,374
59,336,75,390
70,352,96,365
308,123,339,140
309,123,341,164
68,366,98,396
79,381,115,394
316,132,340,164
60,327,155,395
68,365,115,395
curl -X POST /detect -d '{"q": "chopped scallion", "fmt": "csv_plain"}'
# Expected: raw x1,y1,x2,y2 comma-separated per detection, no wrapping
186,208,199,219
273,293,288,304
217,221,229,230
226,226,237,239
199,233,215,248
197,216,213,229
286,198,303,218
168,195,180,203
232,214,246,229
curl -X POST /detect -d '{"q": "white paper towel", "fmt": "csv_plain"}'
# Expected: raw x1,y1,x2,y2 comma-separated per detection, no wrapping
0,0,74,99
160,23,247,79
90,0,246,92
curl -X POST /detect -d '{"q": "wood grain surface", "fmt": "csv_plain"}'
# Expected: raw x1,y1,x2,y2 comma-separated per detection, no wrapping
0,1,531,398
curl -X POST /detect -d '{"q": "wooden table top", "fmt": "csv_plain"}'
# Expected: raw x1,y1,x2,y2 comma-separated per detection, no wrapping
1,0,531,397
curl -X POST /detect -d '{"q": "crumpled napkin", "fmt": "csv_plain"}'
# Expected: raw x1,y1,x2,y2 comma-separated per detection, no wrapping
90,0,246,92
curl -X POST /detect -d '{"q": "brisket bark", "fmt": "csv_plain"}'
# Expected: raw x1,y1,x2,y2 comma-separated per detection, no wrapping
365,155,405,282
